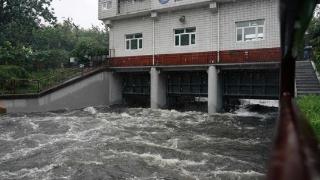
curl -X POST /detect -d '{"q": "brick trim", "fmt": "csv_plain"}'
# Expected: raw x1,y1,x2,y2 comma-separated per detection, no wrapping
109,47,281,67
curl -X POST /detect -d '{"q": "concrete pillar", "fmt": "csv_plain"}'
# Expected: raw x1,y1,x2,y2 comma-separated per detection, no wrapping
208,66,222,114
150,68,167,109
108,72,123,105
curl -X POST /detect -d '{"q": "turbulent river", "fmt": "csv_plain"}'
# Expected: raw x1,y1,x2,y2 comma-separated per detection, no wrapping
0,104,277,180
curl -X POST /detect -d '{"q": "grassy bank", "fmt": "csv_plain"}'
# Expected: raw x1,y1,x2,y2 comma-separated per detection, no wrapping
297,95,320,137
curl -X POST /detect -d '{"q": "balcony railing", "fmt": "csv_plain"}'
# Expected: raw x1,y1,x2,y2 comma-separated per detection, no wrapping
118,0,151,15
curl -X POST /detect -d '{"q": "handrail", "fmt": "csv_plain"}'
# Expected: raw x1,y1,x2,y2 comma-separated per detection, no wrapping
267,0,320,179
0,65,109,95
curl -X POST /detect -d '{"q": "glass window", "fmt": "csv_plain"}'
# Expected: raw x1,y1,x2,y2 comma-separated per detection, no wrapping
175,36,179,46
244,27,256,41
102,0,112,10
237,29,242,41
236,19,265,42
125,33,143,50
186,27,196,33
181,34,190,46
191,34,195,44
139,39,143,49
175,29,184,34
131,39,138,49
174,27,196,46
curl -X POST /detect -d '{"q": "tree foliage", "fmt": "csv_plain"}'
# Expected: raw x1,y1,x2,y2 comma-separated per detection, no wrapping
305,6,320,70
0,0,56,46
0,0,109,75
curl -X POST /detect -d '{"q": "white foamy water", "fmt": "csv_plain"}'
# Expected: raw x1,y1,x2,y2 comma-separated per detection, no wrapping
0,106,277,180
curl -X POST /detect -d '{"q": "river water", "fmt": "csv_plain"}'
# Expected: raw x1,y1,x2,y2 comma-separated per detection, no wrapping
0,104,277,180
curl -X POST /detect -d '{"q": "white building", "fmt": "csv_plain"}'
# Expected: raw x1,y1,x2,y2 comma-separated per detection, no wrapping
98,0,281,66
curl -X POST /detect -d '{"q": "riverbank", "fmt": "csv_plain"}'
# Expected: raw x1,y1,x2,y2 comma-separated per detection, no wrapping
297,95,320,137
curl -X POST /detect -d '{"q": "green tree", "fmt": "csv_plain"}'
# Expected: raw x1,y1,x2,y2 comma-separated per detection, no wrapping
305,6,320,70
0,0,56,45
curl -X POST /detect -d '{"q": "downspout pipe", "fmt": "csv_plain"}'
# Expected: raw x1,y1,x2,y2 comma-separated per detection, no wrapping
153,19,155,66
217,3,220,63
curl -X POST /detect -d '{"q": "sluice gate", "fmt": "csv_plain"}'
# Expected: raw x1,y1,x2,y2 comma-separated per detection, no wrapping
121,72,150,107
222,69,280,100
166,71,208,111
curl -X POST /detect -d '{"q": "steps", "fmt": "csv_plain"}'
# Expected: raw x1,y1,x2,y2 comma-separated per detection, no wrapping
295,61,320,96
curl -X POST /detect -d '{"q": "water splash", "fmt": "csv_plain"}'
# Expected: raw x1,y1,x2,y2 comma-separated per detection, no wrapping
0,107,276,180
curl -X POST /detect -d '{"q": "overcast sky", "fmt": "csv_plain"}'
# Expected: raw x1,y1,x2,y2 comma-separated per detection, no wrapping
51,0,104,29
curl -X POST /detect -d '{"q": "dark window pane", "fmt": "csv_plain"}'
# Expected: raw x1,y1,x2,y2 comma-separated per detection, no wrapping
236,21,249,28
256,19,265,25
186,27,196,33
126,34,134,39
175,36,179,46
237,29,242,41
126,40,130,49
181,34,189,46
139,39,142,48
135,33,143,38
175,29,184,34
191,34,195,44
131,39,138,49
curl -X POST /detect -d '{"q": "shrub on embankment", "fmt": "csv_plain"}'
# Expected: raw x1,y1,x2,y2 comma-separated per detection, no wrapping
0,65,30,80
297,95,320,137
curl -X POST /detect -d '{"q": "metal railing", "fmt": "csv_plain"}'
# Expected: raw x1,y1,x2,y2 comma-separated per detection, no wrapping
0,68,83,95
118,0,151,14
0,60,110,95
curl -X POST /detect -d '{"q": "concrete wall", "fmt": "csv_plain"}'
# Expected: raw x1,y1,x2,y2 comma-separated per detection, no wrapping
0,72,110,113
98,0,118,20
219,0,280,50
109,0,280,57
110,17,153,57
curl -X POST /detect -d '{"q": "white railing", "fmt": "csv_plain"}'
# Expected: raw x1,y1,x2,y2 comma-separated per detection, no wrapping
118,0,151,14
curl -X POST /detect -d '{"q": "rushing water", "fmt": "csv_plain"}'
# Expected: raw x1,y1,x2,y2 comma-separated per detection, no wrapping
0,104,277,180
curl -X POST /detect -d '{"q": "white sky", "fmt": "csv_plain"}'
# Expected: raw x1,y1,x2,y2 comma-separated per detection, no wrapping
51,0,104,29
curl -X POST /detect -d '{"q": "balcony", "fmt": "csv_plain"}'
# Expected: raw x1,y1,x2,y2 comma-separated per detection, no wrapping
118,0,151,15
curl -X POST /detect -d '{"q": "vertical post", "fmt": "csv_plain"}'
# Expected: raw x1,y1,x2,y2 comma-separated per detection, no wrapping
150,67,166,109
37,80,40,93
208,66,222,114
108,72,123,105
152,19,155,66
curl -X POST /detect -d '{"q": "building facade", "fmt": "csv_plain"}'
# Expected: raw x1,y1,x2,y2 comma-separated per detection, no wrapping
99,0,281,67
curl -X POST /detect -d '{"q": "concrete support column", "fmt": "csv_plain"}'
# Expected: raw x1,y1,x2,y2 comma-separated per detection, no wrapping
150,68,167,109
208,66,222,114
108,72,123,105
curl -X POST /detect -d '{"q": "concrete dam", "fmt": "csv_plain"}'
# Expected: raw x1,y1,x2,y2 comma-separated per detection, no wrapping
0,60,280,114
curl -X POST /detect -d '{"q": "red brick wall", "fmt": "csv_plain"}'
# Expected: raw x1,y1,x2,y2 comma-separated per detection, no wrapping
109,48,281,67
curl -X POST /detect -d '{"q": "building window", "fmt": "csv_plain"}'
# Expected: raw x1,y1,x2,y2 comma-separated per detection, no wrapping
174,27,196,46
102,0,112,10
126,33,143,50
236,19,265,42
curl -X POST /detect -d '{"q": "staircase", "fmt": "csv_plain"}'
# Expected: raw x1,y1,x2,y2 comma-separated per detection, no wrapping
295,60,320,96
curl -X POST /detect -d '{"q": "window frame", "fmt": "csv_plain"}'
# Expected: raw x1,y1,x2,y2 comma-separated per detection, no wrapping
102,0,112,10
174,27,197,47
235,19,265,42
125,33,143,51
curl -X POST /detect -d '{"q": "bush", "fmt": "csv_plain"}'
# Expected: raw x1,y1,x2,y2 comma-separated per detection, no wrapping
32,49,70,69
297,95,320,137
0,65,30,80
